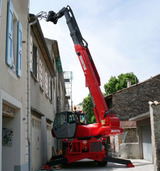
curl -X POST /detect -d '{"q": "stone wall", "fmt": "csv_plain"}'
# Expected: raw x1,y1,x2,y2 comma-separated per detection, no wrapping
120,143,139,159
105,74,160,120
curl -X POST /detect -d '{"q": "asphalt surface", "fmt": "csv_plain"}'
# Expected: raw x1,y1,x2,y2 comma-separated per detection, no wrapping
59,159,154,171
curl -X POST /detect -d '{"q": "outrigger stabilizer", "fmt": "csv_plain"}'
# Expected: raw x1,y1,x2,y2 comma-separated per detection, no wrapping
41,154,134,170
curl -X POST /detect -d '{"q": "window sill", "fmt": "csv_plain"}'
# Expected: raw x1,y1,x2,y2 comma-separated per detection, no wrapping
45,94,53,104
39,85,44,92
8,68,18,80
31,72,38,82
49,99,53,104
45,93,49,99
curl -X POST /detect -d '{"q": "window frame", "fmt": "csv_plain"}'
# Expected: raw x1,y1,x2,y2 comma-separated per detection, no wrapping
6,0,22,77
32,44,38,78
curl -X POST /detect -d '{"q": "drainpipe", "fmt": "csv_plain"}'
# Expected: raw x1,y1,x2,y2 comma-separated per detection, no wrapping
27,14,38,171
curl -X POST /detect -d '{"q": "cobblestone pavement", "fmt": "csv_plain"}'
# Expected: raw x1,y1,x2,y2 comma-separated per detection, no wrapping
60,159,154,171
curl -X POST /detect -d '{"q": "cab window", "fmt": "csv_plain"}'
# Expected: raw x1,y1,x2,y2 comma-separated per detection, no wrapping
67,113,76,124
54,113,66,128
79,114,87,124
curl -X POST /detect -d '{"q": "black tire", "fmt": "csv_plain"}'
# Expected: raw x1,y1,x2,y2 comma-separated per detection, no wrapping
62,141,68,155
96,161,108,167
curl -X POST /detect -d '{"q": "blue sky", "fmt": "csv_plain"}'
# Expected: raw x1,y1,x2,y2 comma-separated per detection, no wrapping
30,0,160,105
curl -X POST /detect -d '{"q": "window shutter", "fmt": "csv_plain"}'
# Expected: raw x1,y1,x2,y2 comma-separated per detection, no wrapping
49,76,51,99
33,45,37,77
45,72,47,93
0,0,2,24
50,78,53,101
30,36,33,72
45,71,48,95
17,21,22,77
36,51,39,81
49,77,52,100
6,0,14,67
39,58,43,87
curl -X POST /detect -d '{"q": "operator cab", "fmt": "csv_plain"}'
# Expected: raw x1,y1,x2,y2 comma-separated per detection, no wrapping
53,111,87,139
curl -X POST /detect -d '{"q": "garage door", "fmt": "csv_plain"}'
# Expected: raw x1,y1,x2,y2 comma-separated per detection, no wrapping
142,125,152,162
31,115,42,171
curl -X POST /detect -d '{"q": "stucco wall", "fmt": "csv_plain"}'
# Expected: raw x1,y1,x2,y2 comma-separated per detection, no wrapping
0,0,28,100
0,0,29,170
30,31,54,122
30,77,54,121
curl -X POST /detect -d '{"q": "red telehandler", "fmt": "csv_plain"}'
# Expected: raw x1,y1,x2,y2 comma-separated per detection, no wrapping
37,6,134,169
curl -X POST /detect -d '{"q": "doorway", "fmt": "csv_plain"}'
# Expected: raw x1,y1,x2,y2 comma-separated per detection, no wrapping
2,103,21,171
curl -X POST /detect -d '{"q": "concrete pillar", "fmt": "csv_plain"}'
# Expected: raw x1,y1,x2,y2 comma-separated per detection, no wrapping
149,101,160,171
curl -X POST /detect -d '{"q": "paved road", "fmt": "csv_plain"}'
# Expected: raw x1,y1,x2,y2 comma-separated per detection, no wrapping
59,159,154,171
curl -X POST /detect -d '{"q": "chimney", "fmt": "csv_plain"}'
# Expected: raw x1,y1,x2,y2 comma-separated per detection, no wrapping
127,80,131,88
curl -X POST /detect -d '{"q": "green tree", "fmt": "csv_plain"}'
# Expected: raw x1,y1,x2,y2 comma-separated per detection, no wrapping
104,72,138,95
82,94,96,124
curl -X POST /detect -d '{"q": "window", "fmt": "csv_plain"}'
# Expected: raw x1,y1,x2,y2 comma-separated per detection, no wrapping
32,118,34,127
6,0,22,77
32,44,37,78
30,40,39,81
47,124,51,130
32,116,41,129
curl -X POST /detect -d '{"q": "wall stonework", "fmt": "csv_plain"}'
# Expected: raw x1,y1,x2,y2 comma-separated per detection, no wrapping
105,75,160,161
150,103,160,171
105,74,160,120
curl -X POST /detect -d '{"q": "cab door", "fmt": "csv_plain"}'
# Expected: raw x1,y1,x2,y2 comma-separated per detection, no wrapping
66,112,77,138
53,112,77,138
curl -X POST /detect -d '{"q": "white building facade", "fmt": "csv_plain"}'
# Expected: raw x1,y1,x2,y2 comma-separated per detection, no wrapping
0,1,67,171
29,14,56,171
0,0,29,170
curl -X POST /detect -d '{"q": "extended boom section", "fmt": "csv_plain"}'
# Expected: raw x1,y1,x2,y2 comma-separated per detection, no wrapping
47,6,122,132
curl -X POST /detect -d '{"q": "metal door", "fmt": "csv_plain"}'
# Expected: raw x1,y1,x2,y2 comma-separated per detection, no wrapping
142,125,152,161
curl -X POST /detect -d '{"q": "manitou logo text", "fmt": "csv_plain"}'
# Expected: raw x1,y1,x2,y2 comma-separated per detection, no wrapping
79,55,87,71
111,130,121,133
